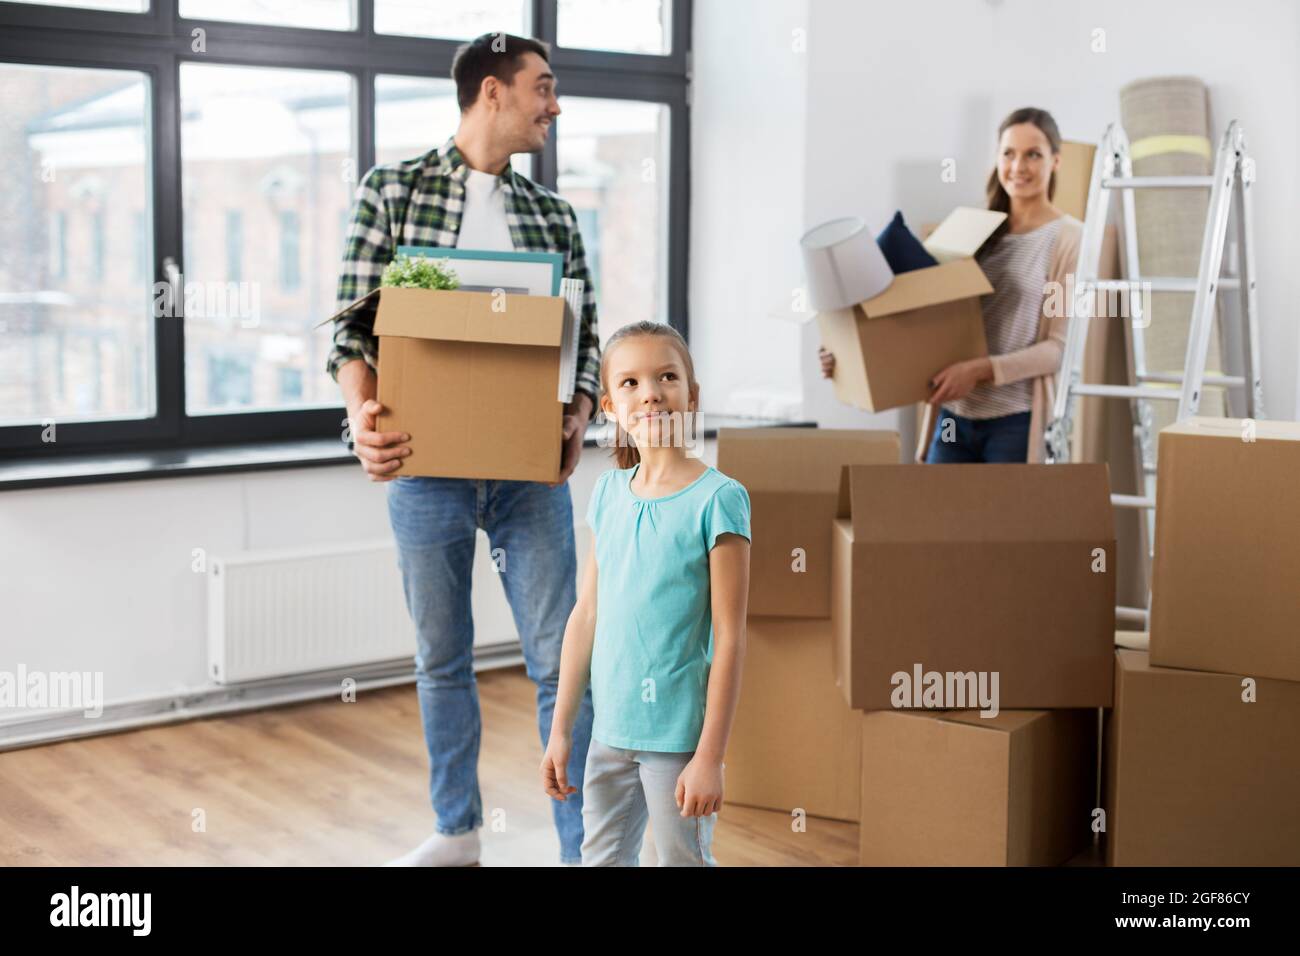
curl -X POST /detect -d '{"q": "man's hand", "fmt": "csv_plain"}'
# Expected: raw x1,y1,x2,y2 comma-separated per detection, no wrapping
548,393,593,488
350,398,411,482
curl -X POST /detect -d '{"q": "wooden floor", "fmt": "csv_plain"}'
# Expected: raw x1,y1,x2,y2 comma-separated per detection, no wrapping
0,666,858,867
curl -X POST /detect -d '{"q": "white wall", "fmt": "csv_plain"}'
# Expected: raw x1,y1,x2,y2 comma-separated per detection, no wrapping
692,0,1300,424
0,457,597,726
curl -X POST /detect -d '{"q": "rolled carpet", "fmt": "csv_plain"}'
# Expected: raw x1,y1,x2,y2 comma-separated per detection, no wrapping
1119,75,1226,425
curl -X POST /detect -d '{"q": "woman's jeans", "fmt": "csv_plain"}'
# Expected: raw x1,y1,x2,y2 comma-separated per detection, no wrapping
387,475,595,864
580,739,718,867
926,408,1031,464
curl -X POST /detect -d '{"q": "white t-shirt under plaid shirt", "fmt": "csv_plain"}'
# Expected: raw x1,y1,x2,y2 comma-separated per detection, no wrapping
949,217,1063,420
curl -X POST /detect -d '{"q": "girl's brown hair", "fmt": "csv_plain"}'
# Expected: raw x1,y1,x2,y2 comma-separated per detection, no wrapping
984,106,1061,247
595,321,700,470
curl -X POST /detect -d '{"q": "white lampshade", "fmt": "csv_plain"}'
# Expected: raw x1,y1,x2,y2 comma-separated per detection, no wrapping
800,216,894,311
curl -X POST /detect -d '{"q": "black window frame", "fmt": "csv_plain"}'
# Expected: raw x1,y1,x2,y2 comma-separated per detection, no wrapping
0,0,692,461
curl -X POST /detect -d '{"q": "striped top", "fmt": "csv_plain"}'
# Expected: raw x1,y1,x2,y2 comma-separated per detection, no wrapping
948,217,1063,420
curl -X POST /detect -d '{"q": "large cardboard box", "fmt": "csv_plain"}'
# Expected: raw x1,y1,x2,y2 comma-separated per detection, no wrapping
1104,649,1300,865
725,618,861,821
815,207,1000,413
860,708,1096,866
831,464,1116,710
1149,417,1300,683
716,427,900,618
320,287,569,482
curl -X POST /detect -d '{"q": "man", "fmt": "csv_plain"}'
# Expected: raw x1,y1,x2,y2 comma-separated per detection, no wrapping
327,33,600,867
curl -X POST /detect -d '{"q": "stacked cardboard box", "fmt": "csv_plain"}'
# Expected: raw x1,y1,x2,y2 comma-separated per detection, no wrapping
718,428,898,822
1104,418,1300,865
861,709,1097,866
832,462,1116,866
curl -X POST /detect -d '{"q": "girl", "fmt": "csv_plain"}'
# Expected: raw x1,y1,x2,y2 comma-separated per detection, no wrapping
819,106,1083,464
539,320,751,867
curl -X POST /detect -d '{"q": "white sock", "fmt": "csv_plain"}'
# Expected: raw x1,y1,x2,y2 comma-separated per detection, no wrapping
384,829,480,867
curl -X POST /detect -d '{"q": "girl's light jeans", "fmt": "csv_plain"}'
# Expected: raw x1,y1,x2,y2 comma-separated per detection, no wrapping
580,738,719,867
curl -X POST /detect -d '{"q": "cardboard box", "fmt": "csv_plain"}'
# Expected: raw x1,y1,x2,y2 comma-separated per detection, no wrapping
1149,417,1300,683
815,207,999,413
1054,140,1098,221
725,617,862,821
321,287,569,482
1104,649,1300,865
831,463,1116,710
860,708,1096,866
716,427,900,618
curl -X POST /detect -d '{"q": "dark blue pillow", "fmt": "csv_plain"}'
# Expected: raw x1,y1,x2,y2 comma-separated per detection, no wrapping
876,210,938,274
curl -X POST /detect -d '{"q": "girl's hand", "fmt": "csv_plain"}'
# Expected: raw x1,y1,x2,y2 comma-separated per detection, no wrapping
540,736,576,802
928,357,992,406
675,755,724,817
818,346,836,379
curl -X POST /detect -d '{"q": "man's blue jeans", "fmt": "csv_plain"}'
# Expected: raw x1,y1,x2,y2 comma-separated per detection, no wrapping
926,408,1031,464
386,474,594,864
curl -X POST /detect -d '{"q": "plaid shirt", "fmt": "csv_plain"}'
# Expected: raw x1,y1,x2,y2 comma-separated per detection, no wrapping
327,136,601,413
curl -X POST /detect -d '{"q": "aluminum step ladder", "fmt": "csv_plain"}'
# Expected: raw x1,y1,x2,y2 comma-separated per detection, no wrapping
1044,120,1263,628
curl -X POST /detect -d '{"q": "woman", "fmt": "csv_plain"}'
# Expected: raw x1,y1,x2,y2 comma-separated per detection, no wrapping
819,106,1082,463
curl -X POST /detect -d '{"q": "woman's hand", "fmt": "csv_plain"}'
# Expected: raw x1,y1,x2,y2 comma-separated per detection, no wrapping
928,357,993,406
676,755,724,817
818,346,836,379
540,735,576,802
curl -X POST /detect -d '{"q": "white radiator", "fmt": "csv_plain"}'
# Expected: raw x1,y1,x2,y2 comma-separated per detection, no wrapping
208,541,416,684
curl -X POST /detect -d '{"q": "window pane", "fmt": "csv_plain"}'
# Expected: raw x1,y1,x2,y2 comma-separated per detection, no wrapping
558,0,670,54
14,0,148,10
180,63,354,415
0,63,153,427
374,0,527,40
557,97,669,343
374,74,532,179
179,0,353,31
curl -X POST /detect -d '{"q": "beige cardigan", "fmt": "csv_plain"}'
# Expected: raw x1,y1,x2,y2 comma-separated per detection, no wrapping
915,213,1083,463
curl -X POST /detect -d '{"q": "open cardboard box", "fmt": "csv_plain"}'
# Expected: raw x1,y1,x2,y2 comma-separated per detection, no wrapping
319,286,574,482
816,207,1003,413
831,462,1116,710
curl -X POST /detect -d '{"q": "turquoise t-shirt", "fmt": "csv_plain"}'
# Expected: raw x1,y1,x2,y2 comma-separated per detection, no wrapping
585,462,751,752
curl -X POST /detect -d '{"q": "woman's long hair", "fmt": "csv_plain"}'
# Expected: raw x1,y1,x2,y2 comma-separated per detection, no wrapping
595,321,700,470
985,107,1061,247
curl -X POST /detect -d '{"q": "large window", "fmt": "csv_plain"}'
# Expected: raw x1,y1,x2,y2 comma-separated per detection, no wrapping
558,96,669,340
179,62,353,415
0,0,690,459
0,62,153,428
